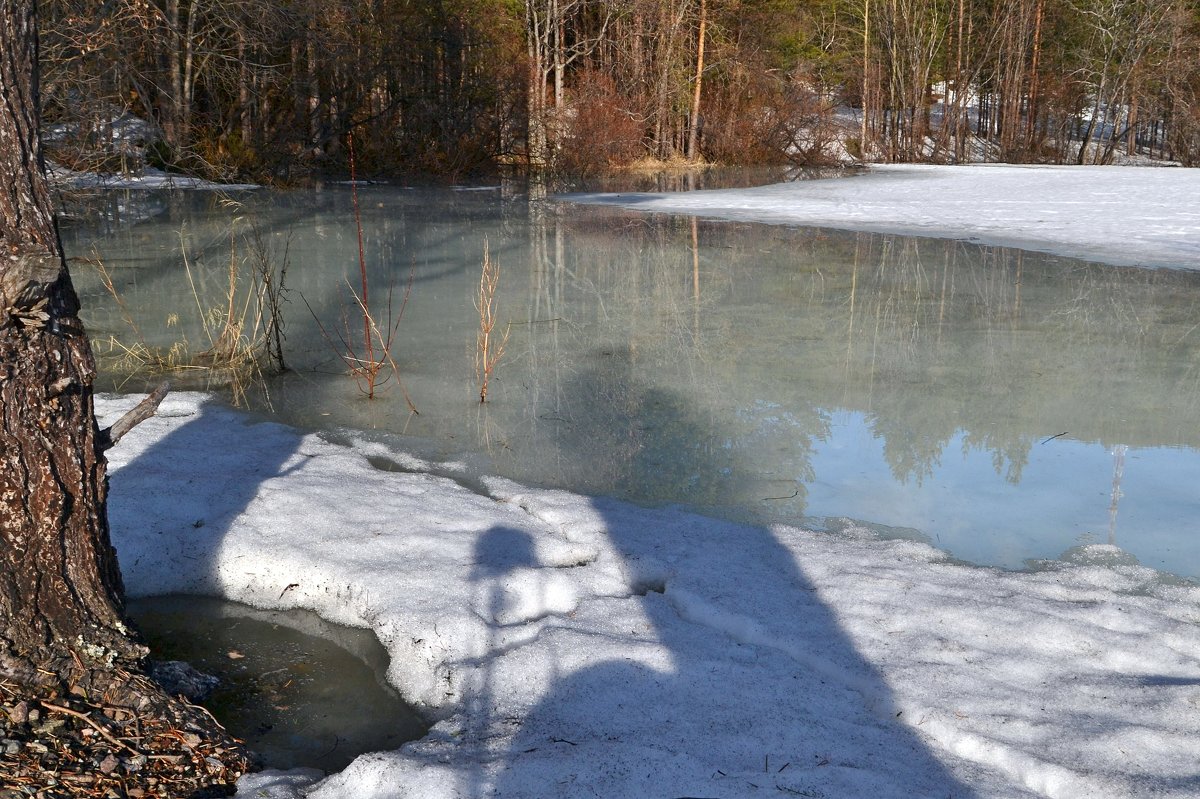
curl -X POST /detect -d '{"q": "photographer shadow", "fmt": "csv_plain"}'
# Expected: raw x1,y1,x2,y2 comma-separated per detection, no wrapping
476,356,974,798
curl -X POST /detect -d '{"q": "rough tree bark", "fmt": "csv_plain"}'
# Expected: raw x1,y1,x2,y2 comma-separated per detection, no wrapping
1,1,250,792
0,0,138,683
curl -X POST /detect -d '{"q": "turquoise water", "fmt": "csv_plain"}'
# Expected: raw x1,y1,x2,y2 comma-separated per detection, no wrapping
64,181,1200,580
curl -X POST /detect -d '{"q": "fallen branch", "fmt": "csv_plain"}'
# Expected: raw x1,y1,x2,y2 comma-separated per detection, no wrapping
97,381,170,452
40,700,142,756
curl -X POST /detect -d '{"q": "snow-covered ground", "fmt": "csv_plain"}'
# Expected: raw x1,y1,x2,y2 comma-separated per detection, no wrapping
50,161,259,191
569,164,1200,271
100,165,1200,798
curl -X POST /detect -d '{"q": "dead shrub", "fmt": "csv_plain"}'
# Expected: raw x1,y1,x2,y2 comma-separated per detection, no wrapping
555,70,645,175
1167,73,1200,166
703,66,839,166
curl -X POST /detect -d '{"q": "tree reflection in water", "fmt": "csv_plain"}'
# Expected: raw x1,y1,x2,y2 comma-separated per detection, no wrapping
66,184,1200,577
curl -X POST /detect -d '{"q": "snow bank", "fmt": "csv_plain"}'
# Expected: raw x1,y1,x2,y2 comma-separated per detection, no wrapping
100,393,1200,798
567,164,1200,270
50,162,259,191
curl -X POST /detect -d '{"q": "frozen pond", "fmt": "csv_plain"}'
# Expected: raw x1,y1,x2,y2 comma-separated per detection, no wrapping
63,181,1200,580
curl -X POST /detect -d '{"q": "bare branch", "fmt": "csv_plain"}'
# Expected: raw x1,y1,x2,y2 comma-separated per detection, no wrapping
97,381,170,452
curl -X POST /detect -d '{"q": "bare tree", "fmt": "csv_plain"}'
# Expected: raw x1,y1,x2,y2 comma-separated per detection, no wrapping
868,0,946,161
525,0,612,168
1069,0,1174,163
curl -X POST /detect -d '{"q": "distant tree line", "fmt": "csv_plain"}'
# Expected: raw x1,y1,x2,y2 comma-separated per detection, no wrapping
38,0,1200,180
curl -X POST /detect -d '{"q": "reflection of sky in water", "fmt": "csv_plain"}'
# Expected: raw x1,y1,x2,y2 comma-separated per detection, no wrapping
805,411,1200,575
66,185,1200,581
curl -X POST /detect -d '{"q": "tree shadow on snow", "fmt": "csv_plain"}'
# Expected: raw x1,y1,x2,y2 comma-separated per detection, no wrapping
102,394,305,604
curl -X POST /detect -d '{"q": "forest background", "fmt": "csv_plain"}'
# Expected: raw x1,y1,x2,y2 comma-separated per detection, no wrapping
40,0,1200,182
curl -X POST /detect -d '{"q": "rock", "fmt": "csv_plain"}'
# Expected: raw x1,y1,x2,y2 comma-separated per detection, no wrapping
99,753,120,774
7,700,29,724
147,660,221,702
34,718,66,735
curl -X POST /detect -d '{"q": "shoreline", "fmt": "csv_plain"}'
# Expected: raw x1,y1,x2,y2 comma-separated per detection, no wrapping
563,163,1200,271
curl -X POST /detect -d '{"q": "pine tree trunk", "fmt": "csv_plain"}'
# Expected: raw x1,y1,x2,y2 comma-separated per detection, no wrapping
0,0,140,683
1,6,253,791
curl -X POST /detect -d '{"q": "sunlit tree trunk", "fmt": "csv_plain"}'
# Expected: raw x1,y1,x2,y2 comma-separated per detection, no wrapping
526,0,551,166
1024,0,1045,153
553,0,565,109
685,0,706,161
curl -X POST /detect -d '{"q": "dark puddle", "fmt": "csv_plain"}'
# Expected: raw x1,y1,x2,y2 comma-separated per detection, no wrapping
127,595,427,774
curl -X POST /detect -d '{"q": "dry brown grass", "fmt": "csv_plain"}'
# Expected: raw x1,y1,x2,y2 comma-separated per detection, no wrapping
475,239,510,403
307,131,417,410
91,208,288,405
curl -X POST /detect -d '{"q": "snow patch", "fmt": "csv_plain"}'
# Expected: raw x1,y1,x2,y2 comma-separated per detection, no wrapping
97,391,1200,798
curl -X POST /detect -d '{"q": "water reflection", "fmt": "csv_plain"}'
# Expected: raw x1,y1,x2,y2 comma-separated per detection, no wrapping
62,185,1200,579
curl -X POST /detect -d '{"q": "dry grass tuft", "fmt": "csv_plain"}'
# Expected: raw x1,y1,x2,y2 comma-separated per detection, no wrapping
475,239,509,403
91,209,288,406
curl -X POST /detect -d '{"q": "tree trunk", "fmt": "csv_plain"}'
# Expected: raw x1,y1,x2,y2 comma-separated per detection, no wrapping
861,0,871,160
0,0,137,682
685,0,706,162
552,0,565,110
1,3,252,791
1025,0,1045,153
239,29,253,143
525,0,550,167
182,0,200,140
164,0,186,150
